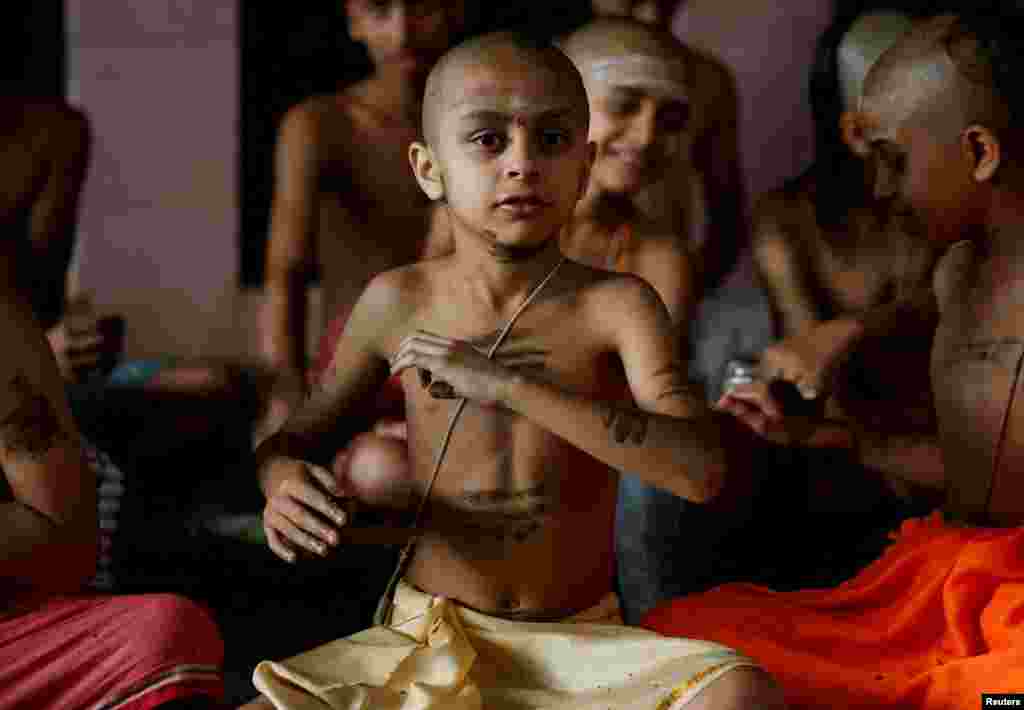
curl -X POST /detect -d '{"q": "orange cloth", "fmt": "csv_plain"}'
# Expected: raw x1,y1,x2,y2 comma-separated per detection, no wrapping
642,512,1024,709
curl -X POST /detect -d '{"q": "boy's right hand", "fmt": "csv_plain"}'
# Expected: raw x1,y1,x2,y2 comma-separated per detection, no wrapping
261,457,350,563
716,379,824,445
759,317,865,401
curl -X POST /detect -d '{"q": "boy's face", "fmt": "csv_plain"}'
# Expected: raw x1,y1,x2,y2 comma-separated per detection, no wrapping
431,49,592,258
591,0,682,28
583,54,690,195
346,0,453,77
860,70,985,244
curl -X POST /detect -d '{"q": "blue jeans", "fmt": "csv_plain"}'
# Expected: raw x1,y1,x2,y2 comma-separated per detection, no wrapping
615,276,774,624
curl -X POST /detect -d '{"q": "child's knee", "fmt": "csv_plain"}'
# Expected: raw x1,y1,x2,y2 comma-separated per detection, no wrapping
685,666,785,710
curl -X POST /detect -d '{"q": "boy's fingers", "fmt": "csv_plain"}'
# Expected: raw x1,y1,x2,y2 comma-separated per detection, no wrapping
306,462,339,495
275,496,340,545
273,512,329,557
409,330,454,345
265,526,297,563
721,383,781,420
296,483,348,530
796,380,820,400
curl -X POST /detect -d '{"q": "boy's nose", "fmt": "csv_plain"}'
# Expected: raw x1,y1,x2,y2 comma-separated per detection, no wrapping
505,135,540,180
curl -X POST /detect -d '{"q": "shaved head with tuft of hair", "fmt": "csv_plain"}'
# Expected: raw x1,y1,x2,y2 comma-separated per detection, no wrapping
861,13,1010,143
421,32,590,149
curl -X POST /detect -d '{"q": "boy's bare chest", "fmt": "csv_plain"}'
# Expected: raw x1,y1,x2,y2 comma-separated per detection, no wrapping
931,275,1024,521
318,111,427,216
397,314,624,504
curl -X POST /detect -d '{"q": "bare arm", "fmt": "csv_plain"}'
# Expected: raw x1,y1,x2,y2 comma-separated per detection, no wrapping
256,272,407,561
752,193,822,337
263,103,323,382
691,61,746,293
393,277,726,503
0,288,96,595
629,229,697,332
29,105,91,329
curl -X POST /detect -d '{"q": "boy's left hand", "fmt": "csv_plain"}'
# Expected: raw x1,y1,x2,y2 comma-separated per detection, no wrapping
390,330,511,406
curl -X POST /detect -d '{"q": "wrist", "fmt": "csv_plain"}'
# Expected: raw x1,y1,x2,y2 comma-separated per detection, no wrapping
497,368,527,410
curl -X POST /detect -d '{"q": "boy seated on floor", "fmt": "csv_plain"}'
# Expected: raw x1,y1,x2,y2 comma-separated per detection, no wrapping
0,257,224,708
258,0,461,441
588,0,745,294
326,19,701,578
646,9,1024,708
559,18,695,330
243,31,783,710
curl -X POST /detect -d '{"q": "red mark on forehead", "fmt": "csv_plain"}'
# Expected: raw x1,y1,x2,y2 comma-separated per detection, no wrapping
513,115,528,127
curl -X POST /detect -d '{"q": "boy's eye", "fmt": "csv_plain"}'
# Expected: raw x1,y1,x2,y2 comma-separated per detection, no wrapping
367,0,391,16
540,129,570,149
471,131,505,151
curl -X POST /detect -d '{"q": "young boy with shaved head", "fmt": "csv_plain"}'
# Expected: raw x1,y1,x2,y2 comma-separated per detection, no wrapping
587,0,745,294
242,32,783,710
258,0,461,439
646,8,1024,707
560,18,696,328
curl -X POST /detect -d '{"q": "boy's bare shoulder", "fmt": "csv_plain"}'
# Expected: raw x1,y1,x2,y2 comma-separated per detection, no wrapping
560,258,666,320
631,213,690,254
355,259,444,329
280,92,360,153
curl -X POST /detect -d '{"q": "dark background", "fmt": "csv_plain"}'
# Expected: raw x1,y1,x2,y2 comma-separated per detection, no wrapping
4,0,65,96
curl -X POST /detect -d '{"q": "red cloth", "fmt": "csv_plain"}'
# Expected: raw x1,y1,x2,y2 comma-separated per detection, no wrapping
311,308,405,418
0,593,223,710
642,512,1024,709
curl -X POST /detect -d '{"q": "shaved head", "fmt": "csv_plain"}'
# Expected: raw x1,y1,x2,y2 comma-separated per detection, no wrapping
560,17,690,93
862,13,1010,142
561,17,683,65
422,32,589,148
837,11,913,110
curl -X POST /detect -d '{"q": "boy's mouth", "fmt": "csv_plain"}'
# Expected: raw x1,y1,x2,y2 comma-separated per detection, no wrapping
495,194,552,217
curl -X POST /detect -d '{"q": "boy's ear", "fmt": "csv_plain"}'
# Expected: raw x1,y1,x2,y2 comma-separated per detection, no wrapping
962,124,1000,183
576,141,596,202
409,142,446,201
839,110,870,158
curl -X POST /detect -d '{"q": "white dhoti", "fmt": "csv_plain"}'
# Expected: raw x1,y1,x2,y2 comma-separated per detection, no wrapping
253,581,758,709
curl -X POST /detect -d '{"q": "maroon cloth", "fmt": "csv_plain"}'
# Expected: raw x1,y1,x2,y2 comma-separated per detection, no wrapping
0,593,223,709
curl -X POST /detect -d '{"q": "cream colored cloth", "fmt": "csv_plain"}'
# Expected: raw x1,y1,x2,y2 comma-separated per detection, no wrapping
253,581,758,709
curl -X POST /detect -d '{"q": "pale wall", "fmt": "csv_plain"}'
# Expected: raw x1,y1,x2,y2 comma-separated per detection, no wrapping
65,1,250,360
